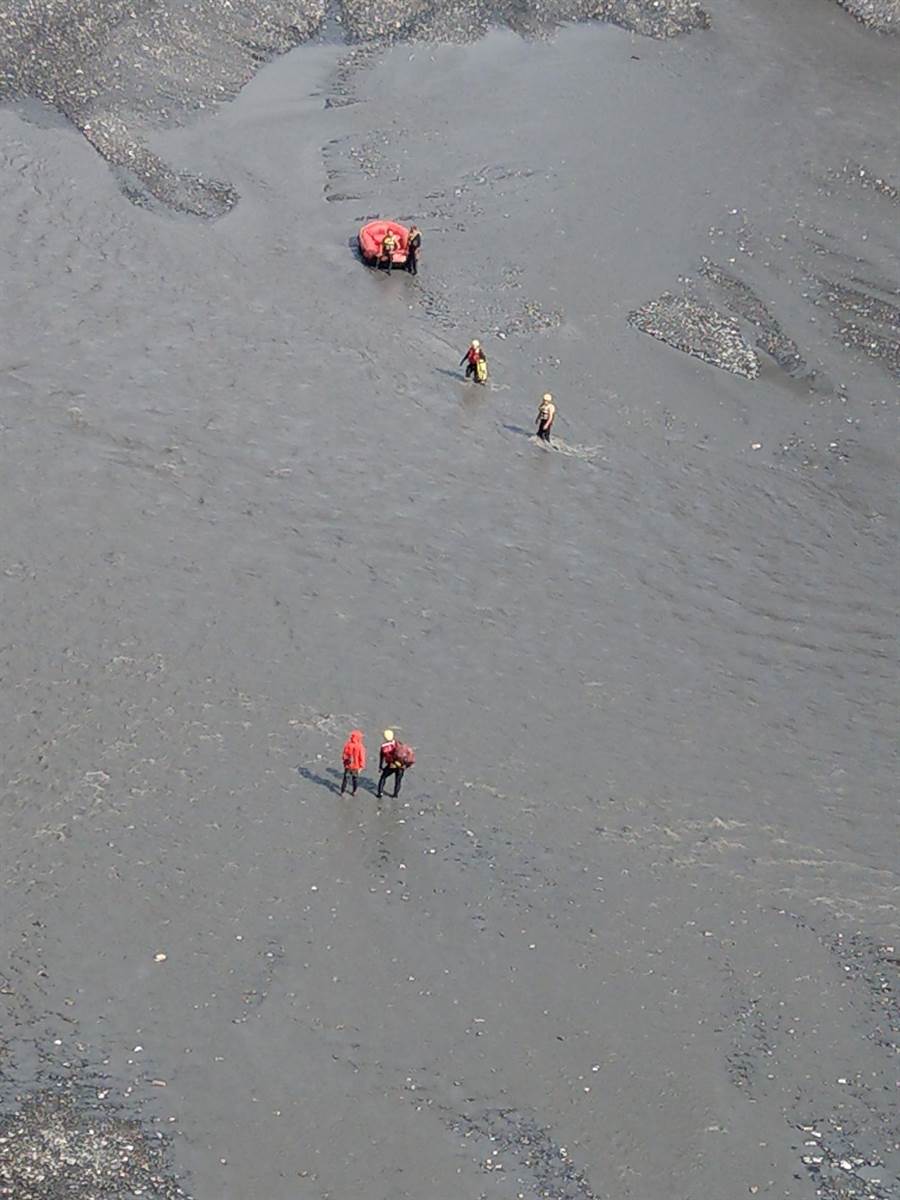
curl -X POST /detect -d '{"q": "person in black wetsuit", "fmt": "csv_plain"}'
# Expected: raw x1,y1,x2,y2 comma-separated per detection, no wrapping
406,225,422,275
377,730,399,798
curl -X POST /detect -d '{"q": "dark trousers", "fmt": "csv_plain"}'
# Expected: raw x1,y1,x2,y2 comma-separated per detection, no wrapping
341,768,359,795
464,362,476,379
537,422,553,442
406,250,418,275
377,766,404,798
381,254,393,273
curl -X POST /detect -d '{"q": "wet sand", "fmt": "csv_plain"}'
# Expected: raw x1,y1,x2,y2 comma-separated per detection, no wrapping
1,1,898,1198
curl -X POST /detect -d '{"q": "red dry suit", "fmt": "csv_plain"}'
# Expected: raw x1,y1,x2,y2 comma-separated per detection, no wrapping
342,730,366,772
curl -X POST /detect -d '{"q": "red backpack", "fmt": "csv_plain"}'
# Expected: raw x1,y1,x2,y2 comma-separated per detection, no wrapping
393,742,415,768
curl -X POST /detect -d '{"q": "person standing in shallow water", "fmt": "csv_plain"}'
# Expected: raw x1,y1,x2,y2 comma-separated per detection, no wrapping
535,392,556,442
405,225,421,275
340,729,366,795
461,339,487,383
377,731,414,797
380,229,398,272
377,730,398,798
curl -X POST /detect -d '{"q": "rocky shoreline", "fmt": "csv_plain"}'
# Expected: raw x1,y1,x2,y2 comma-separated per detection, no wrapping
835,0,899,31
5,0,894,216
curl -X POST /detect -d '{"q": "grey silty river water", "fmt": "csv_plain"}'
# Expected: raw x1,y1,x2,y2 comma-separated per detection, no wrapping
1,1,898,1197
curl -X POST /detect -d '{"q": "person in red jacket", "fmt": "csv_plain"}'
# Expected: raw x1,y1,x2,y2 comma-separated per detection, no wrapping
340,729,366,795
460,339,488,384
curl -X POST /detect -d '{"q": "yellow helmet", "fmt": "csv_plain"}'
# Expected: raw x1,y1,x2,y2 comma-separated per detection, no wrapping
472,339,480,348
383,729,394,741
542,392,553,402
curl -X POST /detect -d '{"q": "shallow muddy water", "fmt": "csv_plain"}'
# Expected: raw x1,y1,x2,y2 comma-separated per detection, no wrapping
1,2,898,1197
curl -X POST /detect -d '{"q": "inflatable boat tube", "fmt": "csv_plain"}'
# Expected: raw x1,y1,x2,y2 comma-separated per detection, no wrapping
359,219,409,265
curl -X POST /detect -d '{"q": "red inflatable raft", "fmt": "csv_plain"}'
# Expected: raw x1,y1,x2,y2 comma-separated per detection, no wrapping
359,219,409,266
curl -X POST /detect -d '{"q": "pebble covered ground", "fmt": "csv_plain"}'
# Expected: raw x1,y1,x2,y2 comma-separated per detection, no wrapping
0,1,327,215
699,259,806,375
834,0,900,31
628,292,761,378
1,0,893,215
0,1089,189,1200
0,0,708,214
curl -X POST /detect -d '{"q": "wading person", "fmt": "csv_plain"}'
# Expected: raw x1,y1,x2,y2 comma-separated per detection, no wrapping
460,339,487,383
377,729,414,798
535,392,556,443
340,729,366,795
380,229,398,272
405,225,422,275
376,729,398,798
377,731,415,798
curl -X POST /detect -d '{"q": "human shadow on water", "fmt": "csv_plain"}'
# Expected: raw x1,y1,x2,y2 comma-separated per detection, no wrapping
297,764,337,792
436,367,466,382
296,764,378,795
